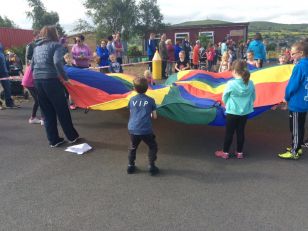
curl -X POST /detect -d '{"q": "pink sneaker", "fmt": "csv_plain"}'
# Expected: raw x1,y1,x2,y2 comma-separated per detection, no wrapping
215,150,229,159
236,152,244,159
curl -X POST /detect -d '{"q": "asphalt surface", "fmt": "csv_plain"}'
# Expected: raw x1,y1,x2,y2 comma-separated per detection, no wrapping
1,100,308,231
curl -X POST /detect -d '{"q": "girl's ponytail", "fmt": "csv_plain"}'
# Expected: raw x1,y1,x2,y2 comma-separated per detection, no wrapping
232,60,250,85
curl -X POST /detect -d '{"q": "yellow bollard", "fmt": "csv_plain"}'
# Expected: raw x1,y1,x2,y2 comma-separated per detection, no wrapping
152,50,162,80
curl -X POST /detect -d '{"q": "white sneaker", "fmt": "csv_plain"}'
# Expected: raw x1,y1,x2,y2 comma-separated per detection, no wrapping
40,120,44,126
29,117,41,124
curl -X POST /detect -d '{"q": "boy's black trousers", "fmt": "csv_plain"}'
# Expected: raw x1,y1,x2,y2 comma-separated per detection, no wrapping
128,134,158,165
289,111,306,153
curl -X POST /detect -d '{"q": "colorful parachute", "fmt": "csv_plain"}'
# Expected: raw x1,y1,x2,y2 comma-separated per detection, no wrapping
64,65,293,126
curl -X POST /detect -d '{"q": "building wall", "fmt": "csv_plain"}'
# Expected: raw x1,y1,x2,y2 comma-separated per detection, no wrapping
0,27,34,49
162,24,248,45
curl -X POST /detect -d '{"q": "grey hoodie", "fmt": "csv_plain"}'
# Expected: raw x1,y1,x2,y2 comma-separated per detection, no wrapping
31,39,68,80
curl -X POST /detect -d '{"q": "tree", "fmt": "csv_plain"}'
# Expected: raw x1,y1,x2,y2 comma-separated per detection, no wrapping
198,35,210,48
135,0,165,39
26,0,65,35
0,15,17,28
84,0,137,40
72,19,95,34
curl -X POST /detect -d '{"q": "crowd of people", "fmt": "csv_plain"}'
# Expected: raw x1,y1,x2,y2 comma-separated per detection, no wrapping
145,32,270,79
1,25,308,175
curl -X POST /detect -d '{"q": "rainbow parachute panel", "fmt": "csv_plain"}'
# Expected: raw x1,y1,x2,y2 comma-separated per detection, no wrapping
64,65,293,126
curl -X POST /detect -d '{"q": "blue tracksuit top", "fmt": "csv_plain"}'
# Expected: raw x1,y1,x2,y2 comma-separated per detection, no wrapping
285,58,308,112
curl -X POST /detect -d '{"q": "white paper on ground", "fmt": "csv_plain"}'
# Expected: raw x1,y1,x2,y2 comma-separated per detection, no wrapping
65,143,92,155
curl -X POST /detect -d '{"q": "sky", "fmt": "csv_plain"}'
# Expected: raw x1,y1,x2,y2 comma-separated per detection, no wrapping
1,0,308,33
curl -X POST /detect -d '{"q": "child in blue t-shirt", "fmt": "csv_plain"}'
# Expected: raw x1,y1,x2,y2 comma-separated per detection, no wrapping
127,77,159,175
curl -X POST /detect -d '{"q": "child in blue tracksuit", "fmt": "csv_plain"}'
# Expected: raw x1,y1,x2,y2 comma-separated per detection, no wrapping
215,60,256,159
96,40,109,73
127,77,159,175
278,40,308,159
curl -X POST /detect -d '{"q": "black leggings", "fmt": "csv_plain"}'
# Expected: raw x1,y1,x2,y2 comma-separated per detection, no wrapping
27,87,39,118
223,114,248,153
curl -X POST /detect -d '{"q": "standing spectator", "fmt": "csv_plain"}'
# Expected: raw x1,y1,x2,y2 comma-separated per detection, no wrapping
159,33,168,79
96,39,109,73
0,43,19,108
113,33,124,65
31,25,79,147
71,34,92,68
238,41,245,59
192,40,201,69
247,32,266,68
106,35,115,56
206,43,216,72
59,36,69,64
182,35,191,62
59,36,69,54
174,40,182,62
166,39,174,76
25,30,40,65
147,33,157,71
220,39,228,57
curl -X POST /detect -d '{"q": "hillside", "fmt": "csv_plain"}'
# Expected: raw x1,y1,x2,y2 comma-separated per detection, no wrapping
171,19,232,27
171,19,308,33
249,21,308,33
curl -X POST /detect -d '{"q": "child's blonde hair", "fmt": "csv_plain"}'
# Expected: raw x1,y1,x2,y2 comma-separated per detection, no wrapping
63,53,72,65
144,69,151,78
165,39,172,45
221,51,229,62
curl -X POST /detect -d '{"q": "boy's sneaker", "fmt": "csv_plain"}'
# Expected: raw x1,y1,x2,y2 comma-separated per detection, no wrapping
127,164,136,174
286,147,303,155
148,164,159,176
50,138,65,148
28,117,41,124
278,150,300,160
215,150,229,159
68,137,80,144
236,152,244,159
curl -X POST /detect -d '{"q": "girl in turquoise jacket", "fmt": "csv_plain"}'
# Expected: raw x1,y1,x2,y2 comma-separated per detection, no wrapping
215,60,256,159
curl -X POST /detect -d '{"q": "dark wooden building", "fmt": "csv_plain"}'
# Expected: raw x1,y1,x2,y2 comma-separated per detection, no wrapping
0,27,34,49
159,20,249,45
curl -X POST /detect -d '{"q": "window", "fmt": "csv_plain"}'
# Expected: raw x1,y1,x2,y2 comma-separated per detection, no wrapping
175,32,189,43
199,31,214,43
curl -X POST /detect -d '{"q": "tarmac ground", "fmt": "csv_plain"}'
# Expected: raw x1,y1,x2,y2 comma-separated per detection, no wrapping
1,100,308,231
